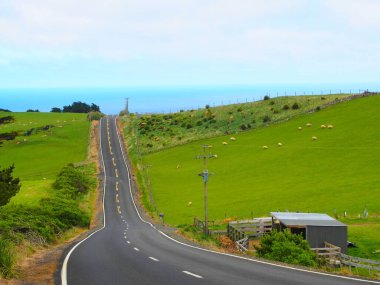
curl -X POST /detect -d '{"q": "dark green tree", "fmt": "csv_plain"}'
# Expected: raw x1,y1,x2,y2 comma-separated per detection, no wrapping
51,107,62,113
0,165,21,207
62,102,100,113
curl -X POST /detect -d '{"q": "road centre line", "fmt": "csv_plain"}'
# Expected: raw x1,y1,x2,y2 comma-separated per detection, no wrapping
182,271,203,279
149,257,159,262
134,247,140,251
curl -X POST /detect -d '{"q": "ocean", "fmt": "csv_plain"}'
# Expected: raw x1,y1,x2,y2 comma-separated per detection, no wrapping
0,85,378,115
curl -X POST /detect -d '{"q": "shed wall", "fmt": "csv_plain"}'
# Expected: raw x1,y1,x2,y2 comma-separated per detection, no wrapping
306,226,347,253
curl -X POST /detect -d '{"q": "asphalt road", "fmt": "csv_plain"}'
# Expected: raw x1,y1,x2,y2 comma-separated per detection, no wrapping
61,116,378,285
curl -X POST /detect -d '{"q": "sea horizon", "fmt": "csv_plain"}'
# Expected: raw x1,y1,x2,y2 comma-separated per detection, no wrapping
1,84,379,115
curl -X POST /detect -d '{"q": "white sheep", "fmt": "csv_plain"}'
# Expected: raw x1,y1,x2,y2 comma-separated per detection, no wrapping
306,123,312,127
327,124,334,129
262,145,268,149
188,201,192,207
320,124,326,128
312,136,318,140
278,142,283,147
222,141,228,145
230,137,236,141
298,127,302,130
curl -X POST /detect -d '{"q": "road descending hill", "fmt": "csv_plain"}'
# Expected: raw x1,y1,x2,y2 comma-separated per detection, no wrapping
141,95,380,259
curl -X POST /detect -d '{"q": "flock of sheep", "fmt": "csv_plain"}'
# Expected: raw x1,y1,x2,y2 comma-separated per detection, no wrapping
220,122,334,149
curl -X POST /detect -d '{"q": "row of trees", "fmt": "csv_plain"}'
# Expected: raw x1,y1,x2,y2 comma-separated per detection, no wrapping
51,102,100,113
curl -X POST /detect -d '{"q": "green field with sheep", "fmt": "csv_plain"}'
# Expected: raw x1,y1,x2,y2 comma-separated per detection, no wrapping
138,95,380,260
0,112,90,205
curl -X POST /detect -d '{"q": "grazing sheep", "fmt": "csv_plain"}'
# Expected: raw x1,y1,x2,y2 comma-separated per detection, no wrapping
306,123,312,127
312,136,318,140
176,164,180,169
188,201,192,207
230,137,236,141
222,141,228,145
327,124,334,129
320,124,327,128
278,142,283,147
262,145,268,149
298,127,302,130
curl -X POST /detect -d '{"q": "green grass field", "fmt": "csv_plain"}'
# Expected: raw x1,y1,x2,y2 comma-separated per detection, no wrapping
139,95,380,259
0,112,90,205
130,94,352,154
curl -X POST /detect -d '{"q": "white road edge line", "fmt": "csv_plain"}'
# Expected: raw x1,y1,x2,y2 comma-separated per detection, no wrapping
114,117,380,285
149,257,159,262
61,118,109,285
182,271,203,279
134,247,140,251
127,241,130,244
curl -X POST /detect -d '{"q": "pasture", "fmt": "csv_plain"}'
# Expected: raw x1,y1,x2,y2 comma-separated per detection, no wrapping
141,95,380,259
0,112,90,205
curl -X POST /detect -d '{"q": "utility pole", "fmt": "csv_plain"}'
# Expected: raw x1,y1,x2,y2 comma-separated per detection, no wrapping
196,144,217,236
125,98,129,115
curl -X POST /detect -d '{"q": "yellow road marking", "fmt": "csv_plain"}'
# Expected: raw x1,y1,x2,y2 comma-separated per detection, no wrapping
117,206,121,214
115,169,118,178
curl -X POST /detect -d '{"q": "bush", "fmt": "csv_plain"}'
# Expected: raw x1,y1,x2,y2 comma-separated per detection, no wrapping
240,124,247,130
282,104,290,110
53,164,93,197
87,111,104,121
269,101,275,105
256,229,318,267
263,115,271,123
292,102,300,110
264,95,270,100
186,124,193,129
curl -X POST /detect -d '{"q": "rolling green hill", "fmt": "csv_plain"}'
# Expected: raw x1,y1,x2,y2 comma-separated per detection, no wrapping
132,95,380,259
0,112,90,206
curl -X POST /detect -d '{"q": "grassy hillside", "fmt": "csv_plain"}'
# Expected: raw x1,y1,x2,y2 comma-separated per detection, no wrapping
136,95,380,259
129,94,352,154
0,111,95,278
0,112,90,205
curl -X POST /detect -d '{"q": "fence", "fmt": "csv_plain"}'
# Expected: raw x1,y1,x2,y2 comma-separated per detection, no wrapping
227,218,272,242
340,254,380,271
311,242,341,263
312,242,380,272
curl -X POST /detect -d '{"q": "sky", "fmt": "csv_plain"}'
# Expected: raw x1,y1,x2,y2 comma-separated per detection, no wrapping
0,0,379,88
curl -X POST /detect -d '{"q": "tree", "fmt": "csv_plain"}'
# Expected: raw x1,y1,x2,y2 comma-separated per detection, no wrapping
26,109,39,112
0,165,21,207
51,107,62,113
0,116,15,125
62,102,100,113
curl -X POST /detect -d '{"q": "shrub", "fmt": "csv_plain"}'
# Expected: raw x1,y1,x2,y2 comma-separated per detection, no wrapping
205,105,210,109
186,124,193,129
263,115,271,123
87,111,104,121
256,229,318,267
196,120,203,126
0,116,15,125
264,95,270,100
237,107,243,112
315,106,321,111
269,101,275,105
240,124,247,130
282,104,290,110
53,164,92,197
292,102,300,110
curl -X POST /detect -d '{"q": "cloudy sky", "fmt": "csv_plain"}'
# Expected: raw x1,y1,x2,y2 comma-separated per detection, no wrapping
0,0,379,88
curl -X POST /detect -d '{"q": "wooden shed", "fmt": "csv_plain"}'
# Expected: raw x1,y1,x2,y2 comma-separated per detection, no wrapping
271,212,347,253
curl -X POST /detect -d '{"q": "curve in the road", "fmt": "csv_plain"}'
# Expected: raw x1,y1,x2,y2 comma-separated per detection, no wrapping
60,116,379,285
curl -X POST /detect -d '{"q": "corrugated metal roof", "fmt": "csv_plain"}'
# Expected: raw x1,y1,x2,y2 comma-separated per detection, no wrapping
270,212,346,227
